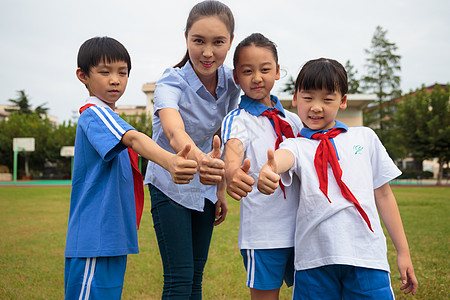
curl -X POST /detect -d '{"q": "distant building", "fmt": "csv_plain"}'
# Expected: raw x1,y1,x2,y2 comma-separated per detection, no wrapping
114,105,147,116
142,82,156,116
115,82,155,117
139,83,377,127
0,104,17,121
0,104,58,126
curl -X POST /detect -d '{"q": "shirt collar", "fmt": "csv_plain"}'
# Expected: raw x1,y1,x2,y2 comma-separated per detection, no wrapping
183,61,226,94
300,120,348,139
239,94,286,117
84,96,111,109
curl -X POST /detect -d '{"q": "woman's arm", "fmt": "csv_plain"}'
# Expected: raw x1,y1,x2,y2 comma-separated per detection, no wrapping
158,107,225,185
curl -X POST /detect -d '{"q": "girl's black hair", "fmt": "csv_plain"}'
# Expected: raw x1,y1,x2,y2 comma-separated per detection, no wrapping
77,36,131,75
233,33,278,69
174,0,235,68
295,58,348,95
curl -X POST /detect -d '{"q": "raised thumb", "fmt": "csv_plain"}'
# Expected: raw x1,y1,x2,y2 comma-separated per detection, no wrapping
267,149,276,171
211,135,221,158
241,158,251,174
177,143,191,159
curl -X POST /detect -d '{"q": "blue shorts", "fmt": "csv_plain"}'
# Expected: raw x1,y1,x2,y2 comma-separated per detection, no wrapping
293,265,394,300
241,248,294,290
65,256,127,300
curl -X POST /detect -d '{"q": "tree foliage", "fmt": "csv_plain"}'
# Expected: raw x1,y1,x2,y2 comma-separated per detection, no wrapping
280,75,296,94
362,26,401,141
0,112,77,178
120,112,153,176
345,60,361,94
0,89,154,178
0,90,76,178
6,90,33,114
120,112,153,137
395,84,450,185
6,90,49,117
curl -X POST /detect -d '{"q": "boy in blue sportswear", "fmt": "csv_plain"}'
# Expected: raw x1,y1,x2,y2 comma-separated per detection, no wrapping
65,36,197,300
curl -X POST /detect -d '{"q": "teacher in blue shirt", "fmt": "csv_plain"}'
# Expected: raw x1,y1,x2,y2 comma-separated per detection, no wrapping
143,1,240,299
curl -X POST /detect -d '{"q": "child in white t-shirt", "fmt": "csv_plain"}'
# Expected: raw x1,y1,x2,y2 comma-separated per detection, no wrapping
222,33,302,300
257,58,418,299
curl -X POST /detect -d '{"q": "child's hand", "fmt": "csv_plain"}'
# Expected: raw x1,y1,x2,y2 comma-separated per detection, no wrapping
169,144,198,184
227,158,254,200
257,149,280,195
199,135,225,185
398,252,418,295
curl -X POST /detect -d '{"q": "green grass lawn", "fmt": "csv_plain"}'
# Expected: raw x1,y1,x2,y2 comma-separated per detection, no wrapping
0,186,448,299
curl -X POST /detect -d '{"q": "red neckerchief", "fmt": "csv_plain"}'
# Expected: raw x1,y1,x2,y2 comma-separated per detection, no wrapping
79,104,145,229
260,108,296,198
311,128,373,232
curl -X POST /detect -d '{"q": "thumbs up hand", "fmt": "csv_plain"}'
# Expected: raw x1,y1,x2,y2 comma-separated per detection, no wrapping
168,144,198,184
227,158,255,200
199,135,225,185
257,149,280,195
210,134,222,159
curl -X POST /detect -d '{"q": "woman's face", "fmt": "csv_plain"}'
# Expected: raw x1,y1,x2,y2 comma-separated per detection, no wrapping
186,16,233,83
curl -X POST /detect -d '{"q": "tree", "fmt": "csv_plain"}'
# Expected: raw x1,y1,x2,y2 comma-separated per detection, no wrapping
0,113,77,178
120,112,153,137
35,102,50,119
6,90,50,118
362,26,401,141
6,90,33,114
423,85,450,185
395,84,450,185
120,112,153,176
0,112,53,176
345,60,361,94
280,75,296,94
283,61,361,95
0,90,77,178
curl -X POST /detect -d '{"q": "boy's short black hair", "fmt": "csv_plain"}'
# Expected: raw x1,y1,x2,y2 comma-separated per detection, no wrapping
77,36,131,75
295,58,348,95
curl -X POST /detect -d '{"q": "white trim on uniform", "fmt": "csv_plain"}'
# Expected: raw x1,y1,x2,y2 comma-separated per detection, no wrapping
79,258,90,300
99,106,127,135
91,106,122,140
222,109,241,142
246,249,256,288
78,257,97,300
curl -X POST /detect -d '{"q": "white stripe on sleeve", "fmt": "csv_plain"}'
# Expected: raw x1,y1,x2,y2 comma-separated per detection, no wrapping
222,109,241,142
90,106,122,140
99,107,126,135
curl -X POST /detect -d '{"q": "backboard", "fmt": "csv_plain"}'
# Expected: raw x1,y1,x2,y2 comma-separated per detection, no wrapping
13,137,35,152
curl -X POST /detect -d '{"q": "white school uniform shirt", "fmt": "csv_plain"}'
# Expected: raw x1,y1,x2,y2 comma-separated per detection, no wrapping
279,123,402,272
222,94,303,249
144,61,240,211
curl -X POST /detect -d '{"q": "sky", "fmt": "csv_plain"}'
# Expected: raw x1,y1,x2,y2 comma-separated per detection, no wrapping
1,0,449,123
